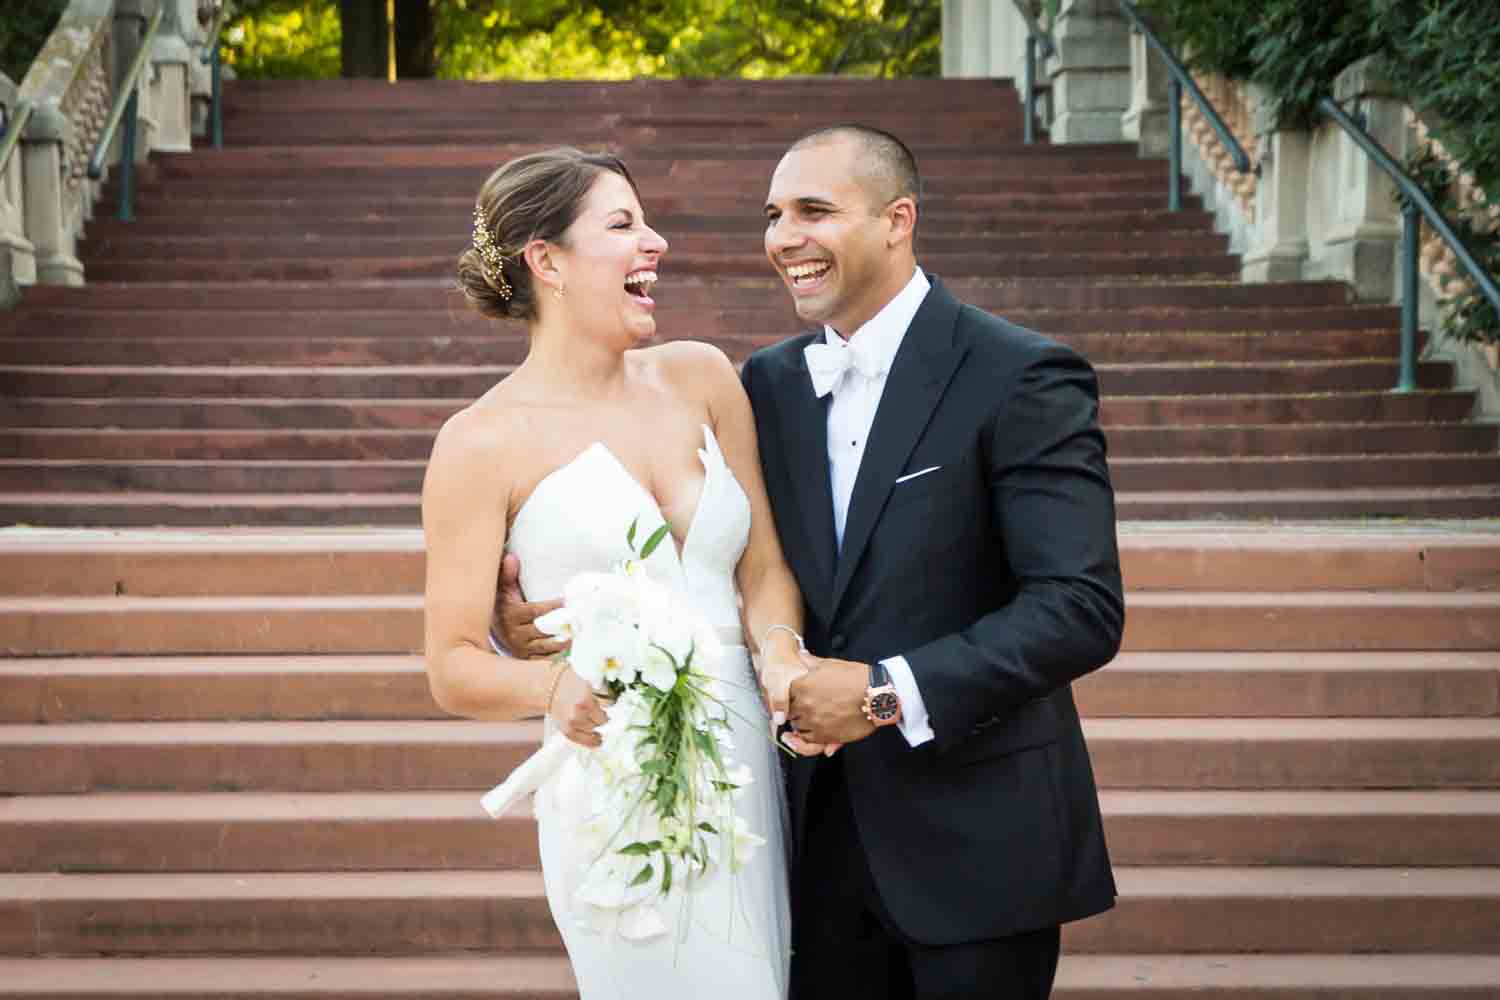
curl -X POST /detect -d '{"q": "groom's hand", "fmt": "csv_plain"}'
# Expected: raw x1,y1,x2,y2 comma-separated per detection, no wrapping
491,552,568,659
788,653,877,746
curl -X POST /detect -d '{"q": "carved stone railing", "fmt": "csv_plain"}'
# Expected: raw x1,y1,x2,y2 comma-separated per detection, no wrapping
1,0,206,298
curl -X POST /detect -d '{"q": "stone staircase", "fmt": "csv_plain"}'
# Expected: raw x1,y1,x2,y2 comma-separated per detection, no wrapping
0,77,1496,524
1,77,1499,997
2,528,1499,996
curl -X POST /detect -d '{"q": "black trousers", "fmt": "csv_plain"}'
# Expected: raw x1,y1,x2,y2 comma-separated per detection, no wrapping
790,755,1061,1000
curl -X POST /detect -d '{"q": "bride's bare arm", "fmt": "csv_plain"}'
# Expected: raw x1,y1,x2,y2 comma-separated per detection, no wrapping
421,409,605,744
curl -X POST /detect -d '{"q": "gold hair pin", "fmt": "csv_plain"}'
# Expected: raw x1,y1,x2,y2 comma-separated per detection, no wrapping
471,207,513,301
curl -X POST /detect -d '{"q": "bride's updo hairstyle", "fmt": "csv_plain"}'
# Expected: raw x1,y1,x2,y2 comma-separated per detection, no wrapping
458,147,642,322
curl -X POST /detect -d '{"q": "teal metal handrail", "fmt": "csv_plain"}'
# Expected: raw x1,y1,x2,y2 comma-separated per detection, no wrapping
201,1,231,149
1116,0,1252,211
1007,0,1055,145
0,100,35,179
85,2,166,221
1320,96,1500,393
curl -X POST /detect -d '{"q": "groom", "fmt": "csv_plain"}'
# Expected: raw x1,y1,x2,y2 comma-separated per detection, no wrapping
741,124,1123,1000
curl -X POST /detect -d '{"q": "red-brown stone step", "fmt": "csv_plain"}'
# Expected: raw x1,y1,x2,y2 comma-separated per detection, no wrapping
4,649,1495,723
1116,485,1500,520
3,420,1490,462
0,329,1411,368
6,718,1500,794
6,789,1499,874
12,278,1356,311
80,250,1238,284
1,867,1497,956
1113,453,1499,491
0,360,1445,400
2,953,1498,999
1064,867,1500,954
0,656,438,723
0,304,1404,338
0,492,421,527
0,870,558,955
0,594,423,656
81,207,1221,239
0,389,1475,432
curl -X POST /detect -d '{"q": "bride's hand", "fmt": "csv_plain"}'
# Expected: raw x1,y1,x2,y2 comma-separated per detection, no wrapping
759,656,806,728
548,668,608,748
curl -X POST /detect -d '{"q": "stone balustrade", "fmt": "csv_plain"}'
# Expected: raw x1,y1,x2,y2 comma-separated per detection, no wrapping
0,0,211,298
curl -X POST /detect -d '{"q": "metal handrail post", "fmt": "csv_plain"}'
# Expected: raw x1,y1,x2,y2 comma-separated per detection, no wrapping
1167,77,1182,213
1397,203,1420,393
1023,34,1037,145
119,89,139,222
210,42,223,149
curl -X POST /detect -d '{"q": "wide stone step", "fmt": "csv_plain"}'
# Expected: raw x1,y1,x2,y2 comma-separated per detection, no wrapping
81,207,1220,239
1,953,1497,1000
0,359,1446,400
4,421,1488,461
1,867,1496,955
1065,867,1500,954
0,389,1475,432
5,650,1494,723
80,250,1237,283
0,304,1403,338
6,789,1500,874
6,451,1492,496
1116,485,1500,519
5,718,1500,794
3,588,1497,656
0,328,1411,368
12,278,1356,311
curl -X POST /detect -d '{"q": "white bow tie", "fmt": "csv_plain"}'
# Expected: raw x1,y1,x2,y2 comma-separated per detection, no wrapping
804,340,885,398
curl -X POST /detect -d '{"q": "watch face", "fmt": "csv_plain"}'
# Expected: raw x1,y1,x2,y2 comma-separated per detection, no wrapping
869,691,900,722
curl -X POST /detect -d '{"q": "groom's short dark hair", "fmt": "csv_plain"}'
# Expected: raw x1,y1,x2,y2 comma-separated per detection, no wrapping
788,123,922,211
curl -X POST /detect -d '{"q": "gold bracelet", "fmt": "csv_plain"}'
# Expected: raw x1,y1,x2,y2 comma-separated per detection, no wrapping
544,661,568,715
761,624,806,655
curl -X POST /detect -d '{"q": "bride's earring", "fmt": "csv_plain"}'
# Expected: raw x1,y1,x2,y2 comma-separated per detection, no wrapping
553,283,565,300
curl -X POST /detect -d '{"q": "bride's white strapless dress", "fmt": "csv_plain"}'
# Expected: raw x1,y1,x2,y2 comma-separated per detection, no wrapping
506,425,791,999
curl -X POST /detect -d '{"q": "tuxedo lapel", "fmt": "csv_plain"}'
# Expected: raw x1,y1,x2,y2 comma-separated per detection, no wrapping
831,282,967,618
764,348,838,623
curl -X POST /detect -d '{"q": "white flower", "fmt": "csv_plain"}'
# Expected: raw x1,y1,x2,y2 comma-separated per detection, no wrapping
730,814,766,871
534,605,575,641
618,902,667,940
568,618,644,689
638,641,680,692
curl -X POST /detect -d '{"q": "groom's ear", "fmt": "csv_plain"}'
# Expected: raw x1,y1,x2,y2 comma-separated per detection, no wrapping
884,196,917,250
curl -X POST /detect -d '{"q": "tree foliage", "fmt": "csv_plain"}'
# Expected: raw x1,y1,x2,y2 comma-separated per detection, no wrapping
223,0,939,81
0,0,69,83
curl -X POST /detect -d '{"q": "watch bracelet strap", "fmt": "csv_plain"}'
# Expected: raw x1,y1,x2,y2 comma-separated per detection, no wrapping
868,659,891,689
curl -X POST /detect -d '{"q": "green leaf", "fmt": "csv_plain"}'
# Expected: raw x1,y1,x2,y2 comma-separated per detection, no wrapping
618,840,661,857
661,856,674,894
697,822,717,834
629,864,654,888
638,523,672,560
626,516,639,550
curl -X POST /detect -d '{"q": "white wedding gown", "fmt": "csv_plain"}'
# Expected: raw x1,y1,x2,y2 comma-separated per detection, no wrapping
506,425,792,999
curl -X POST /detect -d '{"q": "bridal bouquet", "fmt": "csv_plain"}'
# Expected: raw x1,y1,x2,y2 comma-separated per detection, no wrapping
481,519,764,940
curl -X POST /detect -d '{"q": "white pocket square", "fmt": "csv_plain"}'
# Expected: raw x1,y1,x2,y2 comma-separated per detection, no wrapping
895,465,942,485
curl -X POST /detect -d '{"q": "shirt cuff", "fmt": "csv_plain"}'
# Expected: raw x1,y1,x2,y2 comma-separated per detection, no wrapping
881,655,934,747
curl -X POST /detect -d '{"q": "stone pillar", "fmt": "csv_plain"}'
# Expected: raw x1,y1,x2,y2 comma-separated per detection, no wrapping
21,107,85,286
1121,29,1170,157
189,1,215,138
0,74,38,289
943,0,994,78
1242,85,1310,283
1311,57,1405,301
1047,0,1130,143
148,0,196,153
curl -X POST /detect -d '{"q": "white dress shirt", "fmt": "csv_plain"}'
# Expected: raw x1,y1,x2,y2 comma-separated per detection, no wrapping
815,266,935,747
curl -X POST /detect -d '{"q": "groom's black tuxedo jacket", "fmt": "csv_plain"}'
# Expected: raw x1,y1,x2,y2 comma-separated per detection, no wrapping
740,277,1124,947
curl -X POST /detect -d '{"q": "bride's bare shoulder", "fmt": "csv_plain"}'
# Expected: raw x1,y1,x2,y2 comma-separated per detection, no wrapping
635,339,740,393
425,389,524,493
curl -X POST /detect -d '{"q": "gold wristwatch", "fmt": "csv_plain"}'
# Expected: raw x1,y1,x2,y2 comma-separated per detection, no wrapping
862,661,902,727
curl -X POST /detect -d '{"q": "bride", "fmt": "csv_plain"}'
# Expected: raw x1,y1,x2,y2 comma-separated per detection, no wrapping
421,148,815,999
